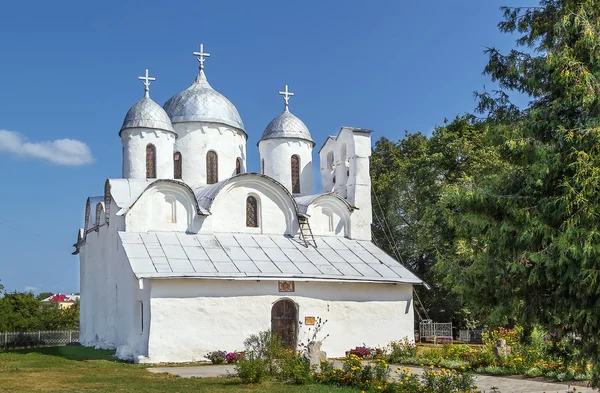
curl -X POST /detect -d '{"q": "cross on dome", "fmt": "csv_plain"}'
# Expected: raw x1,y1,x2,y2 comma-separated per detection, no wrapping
193,44,211,71
138,69,156,98
279,84,294,111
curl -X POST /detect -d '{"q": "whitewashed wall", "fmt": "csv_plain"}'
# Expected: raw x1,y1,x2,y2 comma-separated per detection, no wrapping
121,128,176,179
123,175,299,236
80,196,150,359
139,279,414,363
174,122,247,188
259,139,313,195
319,128,372,240
125,182,201,233
303,196,350,237
205,177,297,235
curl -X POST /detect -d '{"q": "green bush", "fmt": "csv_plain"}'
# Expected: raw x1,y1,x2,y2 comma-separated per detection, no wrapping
524,367,543,377
386,337,417,363
477,365,511,375
235,357,269,383
279,357,311,385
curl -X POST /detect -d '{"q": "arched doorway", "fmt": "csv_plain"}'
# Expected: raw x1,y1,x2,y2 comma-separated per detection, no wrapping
271,299,297,349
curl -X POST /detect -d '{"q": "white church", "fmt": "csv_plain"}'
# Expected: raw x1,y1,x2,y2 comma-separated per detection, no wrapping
74,45,422,363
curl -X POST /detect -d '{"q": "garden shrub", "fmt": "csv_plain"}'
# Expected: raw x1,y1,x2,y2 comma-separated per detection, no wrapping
524,367,543,377
278,356,311,385
235,329,310,384
235,357,269,383
225,351,243,364
387,337,417,362
349,345,372,358
421,367,477,393
205,350,226,364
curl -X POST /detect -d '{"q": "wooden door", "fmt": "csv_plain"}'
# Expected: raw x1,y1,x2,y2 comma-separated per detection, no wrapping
271,299,297,349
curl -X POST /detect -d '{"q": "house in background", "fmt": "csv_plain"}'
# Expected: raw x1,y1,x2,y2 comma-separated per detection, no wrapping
74,44,423,363
41,294,80,309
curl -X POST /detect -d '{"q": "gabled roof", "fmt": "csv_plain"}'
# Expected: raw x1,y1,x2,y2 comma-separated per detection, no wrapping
119,232,422,285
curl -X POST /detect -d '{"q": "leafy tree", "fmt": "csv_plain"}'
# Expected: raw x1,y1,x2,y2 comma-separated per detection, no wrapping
0,292,43,331
436,0,600,385
36,292,54,301
371,116,504,326
0,292,80,332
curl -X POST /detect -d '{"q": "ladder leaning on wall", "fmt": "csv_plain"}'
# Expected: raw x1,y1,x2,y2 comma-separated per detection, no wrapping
298,215,317,248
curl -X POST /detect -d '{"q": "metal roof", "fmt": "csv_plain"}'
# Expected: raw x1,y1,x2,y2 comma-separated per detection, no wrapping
107,179,209,216
120,97,175,136
106,179,154,209
119,232,422,285
163,70,245,132
258,110,314,146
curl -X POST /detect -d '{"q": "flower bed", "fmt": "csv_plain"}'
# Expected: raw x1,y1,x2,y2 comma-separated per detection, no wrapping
206,350,243,364
316,354,479,392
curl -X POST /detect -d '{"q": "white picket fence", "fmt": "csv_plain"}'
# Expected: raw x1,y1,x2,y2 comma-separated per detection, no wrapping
0,330,79,348
419,321,453,343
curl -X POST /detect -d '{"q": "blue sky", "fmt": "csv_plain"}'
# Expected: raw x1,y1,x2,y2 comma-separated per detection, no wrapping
0,0,536,294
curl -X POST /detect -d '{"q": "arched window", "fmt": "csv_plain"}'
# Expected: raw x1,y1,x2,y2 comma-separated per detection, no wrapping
174,152,182,179
96,203,103,225
236,157,242,175
207,151,218,184
246,196,259,227
327,151,334,170
291,155,300,194
146,144,156,179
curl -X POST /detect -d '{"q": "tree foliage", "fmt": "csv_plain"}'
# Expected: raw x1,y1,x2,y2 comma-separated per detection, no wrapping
0,292,79,332
371,116,505,326
433,0,600,385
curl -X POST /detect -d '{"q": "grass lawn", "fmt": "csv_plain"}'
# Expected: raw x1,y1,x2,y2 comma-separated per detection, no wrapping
0,346,359,393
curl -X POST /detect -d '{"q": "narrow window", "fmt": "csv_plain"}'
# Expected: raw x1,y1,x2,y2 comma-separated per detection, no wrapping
140,302,144,333
291,155,300,194
174,152,182,179
327,151,334,169
95,203,103,225
207,151,218,184
236,157,242,175
261,159,265,174
246,196,258,227
146,144,156,179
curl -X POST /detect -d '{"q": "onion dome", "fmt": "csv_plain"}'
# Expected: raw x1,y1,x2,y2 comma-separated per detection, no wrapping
163,70,245,131
258,85,314,146
120,69,175,136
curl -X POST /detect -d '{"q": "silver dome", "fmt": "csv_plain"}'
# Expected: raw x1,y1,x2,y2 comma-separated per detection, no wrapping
120,97,175,135
163,71,245,132
258,109,315,146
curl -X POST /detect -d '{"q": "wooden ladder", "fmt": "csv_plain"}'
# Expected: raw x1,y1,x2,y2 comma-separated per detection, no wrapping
298,216,317,248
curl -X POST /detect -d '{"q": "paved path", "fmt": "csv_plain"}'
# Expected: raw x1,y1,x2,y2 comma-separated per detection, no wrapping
148,362,596,393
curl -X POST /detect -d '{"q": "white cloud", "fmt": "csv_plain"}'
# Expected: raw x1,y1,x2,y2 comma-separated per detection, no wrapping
0,130,94,166
24,286,39,292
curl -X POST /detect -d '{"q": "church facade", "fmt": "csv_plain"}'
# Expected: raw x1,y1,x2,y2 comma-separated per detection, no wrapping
74,45,422,363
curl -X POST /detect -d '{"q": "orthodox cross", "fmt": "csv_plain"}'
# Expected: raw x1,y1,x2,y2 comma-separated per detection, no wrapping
279,84,294,111
138,69,156,98
193,44,211,71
